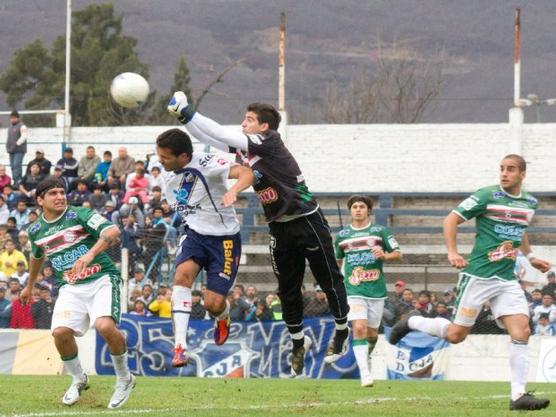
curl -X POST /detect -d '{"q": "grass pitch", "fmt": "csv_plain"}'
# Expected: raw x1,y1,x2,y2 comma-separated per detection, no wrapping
0,375,554,417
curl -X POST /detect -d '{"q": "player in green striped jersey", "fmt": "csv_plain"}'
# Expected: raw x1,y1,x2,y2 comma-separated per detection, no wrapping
334,195,402,387
390,155,551,411
20,178,135,409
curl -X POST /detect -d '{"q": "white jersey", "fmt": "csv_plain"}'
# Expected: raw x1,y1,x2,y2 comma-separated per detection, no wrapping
165,152,240,236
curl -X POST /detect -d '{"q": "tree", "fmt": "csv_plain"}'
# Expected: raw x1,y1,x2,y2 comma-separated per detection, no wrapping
0,3,149,126
150,55,193,124
321,39,445,123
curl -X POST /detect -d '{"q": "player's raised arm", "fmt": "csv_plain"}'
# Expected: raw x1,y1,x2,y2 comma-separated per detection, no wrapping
221,164,255,207
168,91,248,152
443,211,467,268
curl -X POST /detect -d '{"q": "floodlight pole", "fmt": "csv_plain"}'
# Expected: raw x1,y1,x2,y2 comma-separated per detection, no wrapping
509,8,523,154
63,0,72,154
278,12,288,141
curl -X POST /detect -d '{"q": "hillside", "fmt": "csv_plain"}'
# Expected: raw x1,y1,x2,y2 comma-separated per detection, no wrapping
0,0,555,124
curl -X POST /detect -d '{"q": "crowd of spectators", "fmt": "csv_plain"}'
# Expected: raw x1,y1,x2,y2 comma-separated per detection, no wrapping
1,146,555,334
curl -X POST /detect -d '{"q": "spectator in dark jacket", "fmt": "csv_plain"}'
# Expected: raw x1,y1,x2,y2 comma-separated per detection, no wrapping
0,287,11,328
89,184,108,211
191,290,207,319
25,149,52,176
31,286,54,329
303,286,329,317
67,180,91,206
55,147,79,190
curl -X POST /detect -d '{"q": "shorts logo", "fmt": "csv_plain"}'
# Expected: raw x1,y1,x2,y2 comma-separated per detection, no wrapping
348,267,380,285
256,187,278,205
488,241,518,262
459,306,478,318
223,240,234,277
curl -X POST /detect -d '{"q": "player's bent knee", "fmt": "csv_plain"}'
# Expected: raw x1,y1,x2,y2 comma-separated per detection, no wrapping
94,317,117,336
52,326,74,340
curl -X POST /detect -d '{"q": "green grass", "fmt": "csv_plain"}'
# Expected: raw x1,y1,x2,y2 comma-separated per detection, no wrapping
0,376,555,417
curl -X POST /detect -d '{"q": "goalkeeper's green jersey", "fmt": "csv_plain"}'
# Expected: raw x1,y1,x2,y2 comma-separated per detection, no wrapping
335,223,400,299
28,206,120,287
453,185,537,281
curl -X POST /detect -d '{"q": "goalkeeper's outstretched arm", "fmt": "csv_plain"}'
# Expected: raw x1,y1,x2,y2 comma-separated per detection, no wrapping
168,91,248,152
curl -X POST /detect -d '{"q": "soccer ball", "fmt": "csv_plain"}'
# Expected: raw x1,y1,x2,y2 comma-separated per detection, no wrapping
110,72,150,108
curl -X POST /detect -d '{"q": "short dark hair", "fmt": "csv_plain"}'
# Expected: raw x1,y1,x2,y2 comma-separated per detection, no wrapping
36,177,66,198
104,150,112,157
152,186,162,192
246,103,281,130
10,110,19,118
64,147,73,154
86,145,95,150
503,154,526,171
347,195,373,211
156,128,193,158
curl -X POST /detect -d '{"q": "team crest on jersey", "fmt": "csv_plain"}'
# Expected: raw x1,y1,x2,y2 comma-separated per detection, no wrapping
184,172,195,183
29,222,41,234
492,191,505,199
65,211,78,220
338,229,350,237
527,197,538,205
64,231,76,243
253,170,263,185
190,340,258,378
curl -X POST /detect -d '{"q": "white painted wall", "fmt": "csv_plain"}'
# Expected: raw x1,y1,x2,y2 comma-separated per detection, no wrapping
1,123,555,192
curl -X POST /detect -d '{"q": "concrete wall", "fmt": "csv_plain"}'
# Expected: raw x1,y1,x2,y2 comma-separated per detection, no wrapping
1,123,555,192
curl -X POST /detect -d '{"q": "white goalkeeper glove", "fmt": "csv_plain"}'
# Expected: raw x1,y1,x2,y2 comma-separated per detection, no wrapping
167,91,194,123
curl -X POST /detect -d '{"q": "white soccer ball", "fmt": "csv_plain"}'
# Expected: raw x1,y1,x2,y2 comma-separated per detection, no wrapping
110,72,150,108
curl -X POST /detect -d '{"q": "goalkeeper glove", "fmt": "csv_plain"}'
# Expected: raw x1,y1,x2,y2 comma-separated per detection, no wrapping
167,91,195,123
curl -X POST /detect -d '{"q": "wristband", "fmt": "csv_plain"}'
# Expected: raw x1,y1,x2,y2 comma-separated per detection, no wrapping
526,252,537,261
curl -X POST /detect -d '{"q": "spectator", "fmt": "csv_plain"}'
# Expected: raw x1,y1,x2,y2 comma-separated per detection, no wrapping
519,280,533,303
0,165,12,194
542,271,556,296
415,290,434,316
121,214,142,275
21,211,38,233
6,277,21,302
246,299,274,321
107,183,124,210
0,225,10,252
124,167,150,204
137,283,155,307
0,196,9,225
108,147,135,187
49,166,68,191
0,287,11,328
6,110,28,186
530,289,543,313
55,147,79,190
245,285,258,307
93,150,112,190
2,184,17,211
77,145,100,186
148,288,172,318
230,285,252,321
39,265,58,298
31,286,54,329
191,290,207,319
0,239,27,277
67,180,91,207
88,184,109,212
128,268,153,295
9,200,30,230
10,260,28,286
101,200,118,223
442,288,455,309
269,293,282,320
141,209,167,283
532,292,556,325
117,197,144,227
125,161,151,189
6,218,19,240
147,186,163,213
160,199,175,218
535,313,555,336
127,287,143,312
25,148,52,176
9,289,36,329
303,285,329,317
148,166,166,197
130,300,151,317
19,162,46,203
393,280,407,299
433,302,451,319
471,301,505,334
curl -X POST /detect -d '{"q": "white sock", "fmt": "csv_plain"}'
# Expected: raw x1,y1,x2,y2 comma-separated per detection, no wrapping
510,340,529,401
408,316,451,339
352,340,370,378
171,285,192,348
216,300,230,320
63,355,85,383
110,352,131,380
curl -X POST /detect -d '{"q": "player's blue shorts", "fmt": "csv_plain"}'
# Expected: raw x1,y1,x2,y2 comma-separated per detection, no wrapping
175,227,241,296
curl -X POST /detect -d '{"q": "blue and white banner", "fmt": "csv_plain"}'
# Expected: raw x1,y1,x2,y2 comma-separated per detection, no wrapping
384,327,450,380
96,314,360,379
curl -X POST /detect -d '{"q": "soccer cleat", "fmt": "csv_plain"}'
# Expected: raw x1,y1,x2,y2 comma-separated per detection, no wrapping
172,344,189,368
107,374,136,409
389,311,420,345
323,328,350,364
291,336,312,377
62,373,89,406
509,392,550,411
360,375,374,388
214,316,231,346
